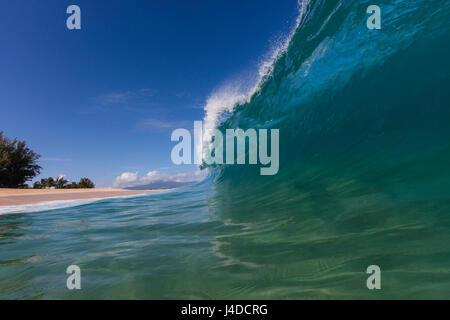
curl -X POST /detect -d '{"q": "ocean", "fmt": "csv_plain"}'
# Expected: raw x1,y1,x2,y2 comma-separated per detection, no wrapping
1,0,450,299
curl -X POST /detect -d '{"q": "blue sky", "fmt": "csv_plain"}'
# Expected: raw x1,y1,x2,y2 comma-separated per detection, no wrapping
0,0,298,187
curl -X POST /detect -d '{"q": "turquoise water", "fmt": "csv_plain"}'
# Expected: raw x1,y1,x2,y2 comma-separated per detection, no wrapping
1,0,450,299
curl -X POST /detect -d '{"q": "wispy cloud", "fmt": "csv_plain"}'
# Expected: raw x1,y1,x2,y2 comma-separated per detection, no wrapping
96,88,157,105
40,158,72,161
97,92,132,105
136,118,191,131
138,88,157,97
82,88,158,114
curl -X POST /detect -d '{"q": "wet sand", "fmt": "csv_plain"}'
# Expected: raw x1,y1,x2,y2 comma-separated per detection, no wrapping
0,188,166,206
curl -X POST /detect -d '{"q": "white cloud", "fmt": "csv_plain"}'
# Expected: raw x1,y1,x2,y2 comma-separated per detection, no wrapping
113,170,205,188
113,172,139,187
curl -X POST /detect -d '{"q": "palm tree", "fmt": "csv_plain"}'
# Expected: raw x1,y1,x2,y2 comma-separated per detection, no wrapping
40,177,55,188
55,175,68,189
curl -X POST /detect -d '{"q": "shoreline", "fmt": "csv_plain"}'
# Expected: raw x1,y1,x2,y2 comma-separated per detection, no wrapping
0,188,168,207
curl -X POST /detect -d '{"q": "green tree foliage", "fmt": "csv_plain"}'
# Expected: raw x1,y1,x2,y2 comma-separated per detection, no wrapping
55,176,68,189
40,177,55,188
66,182,80,189
0,131,41,188
33,181,43,189
32,176,95,189
78,178,95,189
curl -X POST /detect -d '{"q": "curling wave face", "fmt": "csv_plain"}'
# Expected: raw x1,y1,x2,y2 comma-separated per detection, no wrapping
1,0,450,298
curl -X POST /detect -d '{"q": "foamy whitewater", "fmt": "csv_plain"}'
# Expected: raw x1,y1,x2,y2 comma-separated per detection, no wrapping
1,0,450,299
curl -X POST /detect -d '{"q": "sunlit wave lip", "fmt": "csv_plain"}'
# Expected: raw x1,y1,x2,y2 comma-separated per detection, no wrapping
0,191,169,215
198,0,307,164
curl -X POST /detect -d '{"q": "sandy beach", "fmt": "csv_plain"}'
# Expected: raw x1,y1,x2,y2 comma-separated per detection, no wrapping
0,188,166,206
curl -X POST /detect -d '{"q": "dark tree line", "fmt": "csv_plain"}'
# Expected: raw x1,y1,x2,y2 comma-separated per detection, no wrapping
1,131,95,189
0,131,41,188
33,176,95,189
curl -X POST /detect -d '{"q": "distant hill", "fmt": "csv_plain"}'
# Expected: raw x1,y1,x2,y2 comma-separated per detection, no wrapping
124,180,195,190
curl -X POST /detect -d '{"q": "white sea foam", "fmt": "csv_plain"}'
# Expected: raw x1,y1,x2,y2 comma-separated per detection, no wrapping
198,0,309,162
0,198,101,215
0,192,162,215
